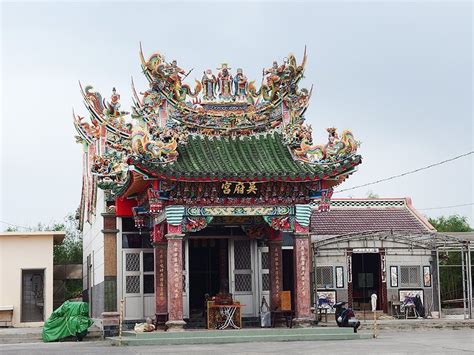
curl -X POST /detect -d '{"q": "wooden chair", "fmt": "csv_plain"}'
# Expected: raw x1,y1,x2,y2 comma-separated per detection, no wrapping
271,291,294,328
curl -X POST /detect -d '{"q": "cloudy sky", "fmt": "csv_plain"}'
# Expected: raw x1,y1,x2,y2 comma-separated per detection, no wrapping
1,0,472,230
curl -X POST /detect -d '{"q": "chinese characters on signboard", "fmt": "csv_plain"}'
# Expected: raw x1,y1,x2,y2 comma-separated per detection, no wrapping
219,181,261,197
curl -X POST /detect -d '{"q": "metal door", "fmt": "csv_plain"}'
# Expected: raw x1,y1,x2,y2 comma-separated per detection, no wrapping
257,246,270,308
21,269,44,322
122,250,155,320
230,239,256,316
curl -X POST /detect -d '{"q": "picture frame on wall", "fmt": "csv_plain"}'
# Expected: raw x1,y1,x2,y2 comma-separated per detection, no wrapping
335,266,344,288
423,266,431,287
390,266,398,287
317,290,337,310
399,289,424,304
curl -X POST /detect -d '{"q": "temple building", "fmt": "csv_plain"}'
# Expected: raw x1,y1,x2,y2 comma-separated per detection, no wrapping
74,46,362,329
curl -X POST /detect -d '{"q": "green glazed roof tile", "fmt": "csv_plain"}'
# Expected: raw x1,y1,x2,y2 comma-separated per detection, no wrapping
131,132,361,181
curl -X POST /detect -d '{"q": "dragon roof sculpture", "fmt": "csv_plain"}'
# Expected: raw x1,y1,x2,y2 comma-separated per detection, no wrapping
73,46,361,195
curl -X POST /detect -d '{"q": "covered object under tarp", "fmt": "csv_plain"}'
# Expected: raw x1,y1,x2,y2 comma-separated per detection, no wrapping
42,301,93,342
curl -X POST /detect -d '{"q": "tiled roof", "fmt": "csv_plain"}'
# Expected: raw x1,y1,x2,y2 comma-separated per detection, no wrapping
311,198,433,235
131,132,361,182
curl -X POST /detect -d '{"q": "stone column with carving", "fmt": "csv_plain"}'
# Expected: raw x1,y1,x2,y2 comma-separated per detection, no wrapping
268,229,283,310
293,229,312,325
152,223,168,327
165,224,186,331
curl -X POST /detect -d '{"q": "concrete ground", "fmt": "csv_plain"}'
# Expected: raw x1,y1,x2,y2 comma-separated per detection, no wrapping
0,329,473,354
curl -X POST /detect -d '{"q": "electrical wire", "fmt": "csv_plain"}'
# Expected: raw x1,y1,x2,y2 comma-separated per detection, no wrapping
335,151,473,194
0,220,31,231
418,203,474,211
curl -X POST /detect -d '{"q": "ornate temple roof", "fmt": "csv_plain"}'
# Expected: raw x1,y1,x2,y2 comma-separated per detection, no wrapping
73,46,362,196
130,131,361,182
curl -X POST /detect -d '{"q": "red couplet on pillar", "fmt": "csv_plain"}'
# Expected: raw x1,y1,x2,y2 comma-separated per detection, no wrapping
294,233,312,320
154,243,167,315
166,234,184,322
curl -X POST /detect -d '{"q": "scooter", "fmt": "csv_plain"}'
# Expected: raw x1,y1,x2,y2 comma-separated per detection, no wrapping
333,301,361,333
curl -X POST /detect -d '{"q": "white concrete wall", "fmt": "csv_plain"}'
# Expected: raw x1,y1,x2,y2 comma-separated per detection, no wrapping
0,232,64,327
82,189,106,288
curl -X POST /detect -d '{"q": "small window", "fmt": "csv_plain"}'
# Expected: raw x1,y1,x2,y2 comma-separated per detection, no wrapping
122,218,137,232
143,275,154,294
122,233,152,248
316,266,333,289
143,253,154,272
400,266,421,287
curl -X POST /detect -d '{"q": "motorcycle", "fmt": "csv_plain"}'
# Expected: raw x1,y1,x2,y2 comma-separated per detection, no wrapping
333,301,361,333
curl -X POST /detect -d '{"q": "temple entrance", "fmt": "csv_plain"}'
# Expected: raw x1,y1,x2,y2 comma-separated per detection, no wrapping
189,238,229,319
351,253,381,311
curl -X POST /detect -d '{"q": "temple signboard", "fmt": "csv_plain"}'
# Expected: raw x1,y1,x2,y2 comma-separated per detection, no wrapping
219,181,261,197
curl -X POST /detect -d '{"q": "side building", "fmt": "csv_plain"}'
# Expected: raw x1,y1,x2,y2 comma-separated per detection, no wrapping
312,197,444,316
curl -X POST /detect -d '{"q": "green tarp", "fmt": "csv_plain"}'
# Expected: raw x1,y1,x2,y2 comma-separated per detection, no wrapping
42,301,93,342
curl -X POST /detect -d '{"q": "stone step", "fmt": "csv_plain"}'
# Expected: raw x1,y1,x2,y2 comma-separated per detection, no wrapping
109,327,370,345
109,328,372,345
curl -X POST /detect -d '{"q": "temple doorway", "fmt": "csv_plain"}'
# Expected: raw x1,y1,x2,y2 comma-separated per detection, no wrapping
188,238,227,323
282,249,295,310
351,253,381,311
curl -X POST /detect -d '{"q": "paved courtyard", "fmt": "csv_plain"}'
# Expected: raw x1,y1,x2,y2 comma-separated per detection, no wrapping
0,329,473,354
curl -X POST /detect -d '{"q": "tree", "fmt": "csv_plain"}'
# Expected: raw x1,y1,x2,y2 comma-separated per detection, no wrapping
366,190,379,198
429,215,473,305
428,215,473,232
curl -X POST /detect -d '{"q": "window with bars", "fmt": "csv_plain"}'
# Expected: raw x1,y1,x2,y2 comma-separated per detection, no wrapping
261,249,270,292
124,251,155,295
316,266,334,289
234,240,252,293
400,266,421,287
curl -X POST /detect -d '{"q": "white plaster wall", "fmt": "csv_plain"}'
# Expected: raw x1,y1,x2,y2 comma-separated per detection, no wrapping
82,189,105,287
0,233,60,327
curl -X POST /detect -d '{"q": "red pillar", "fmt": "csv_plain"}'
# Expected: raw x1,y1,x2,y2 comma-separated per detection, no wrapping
165,224,186,331
268,229,283,310
152,223,168,325
293,230,312,324
154,243,167,312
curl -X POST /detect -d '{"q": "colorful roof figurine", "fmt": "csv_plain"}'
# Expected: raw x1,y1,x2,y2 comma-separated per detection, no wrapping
73,45,362,196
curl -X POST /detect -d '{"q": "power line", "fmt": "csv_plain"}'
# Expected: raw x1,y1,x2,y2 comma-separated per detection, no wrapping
335,151,474,194
418,203,474,211
0,220,31,231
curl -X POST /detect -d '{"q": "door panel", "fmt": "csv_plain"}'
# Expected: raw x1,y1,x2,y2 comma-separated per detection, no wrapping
123,250,155,320
230,239,255,316
258,247,270,308
21,269,44,322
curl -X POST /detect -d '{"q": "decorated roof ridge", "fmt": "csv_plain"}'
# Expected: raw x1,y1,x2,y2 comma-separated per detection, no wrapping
319,198,409,209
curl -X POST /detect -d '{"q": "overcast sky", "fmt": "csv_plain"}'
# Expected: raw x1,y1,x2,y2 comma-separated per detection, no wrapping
1,1,472,230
